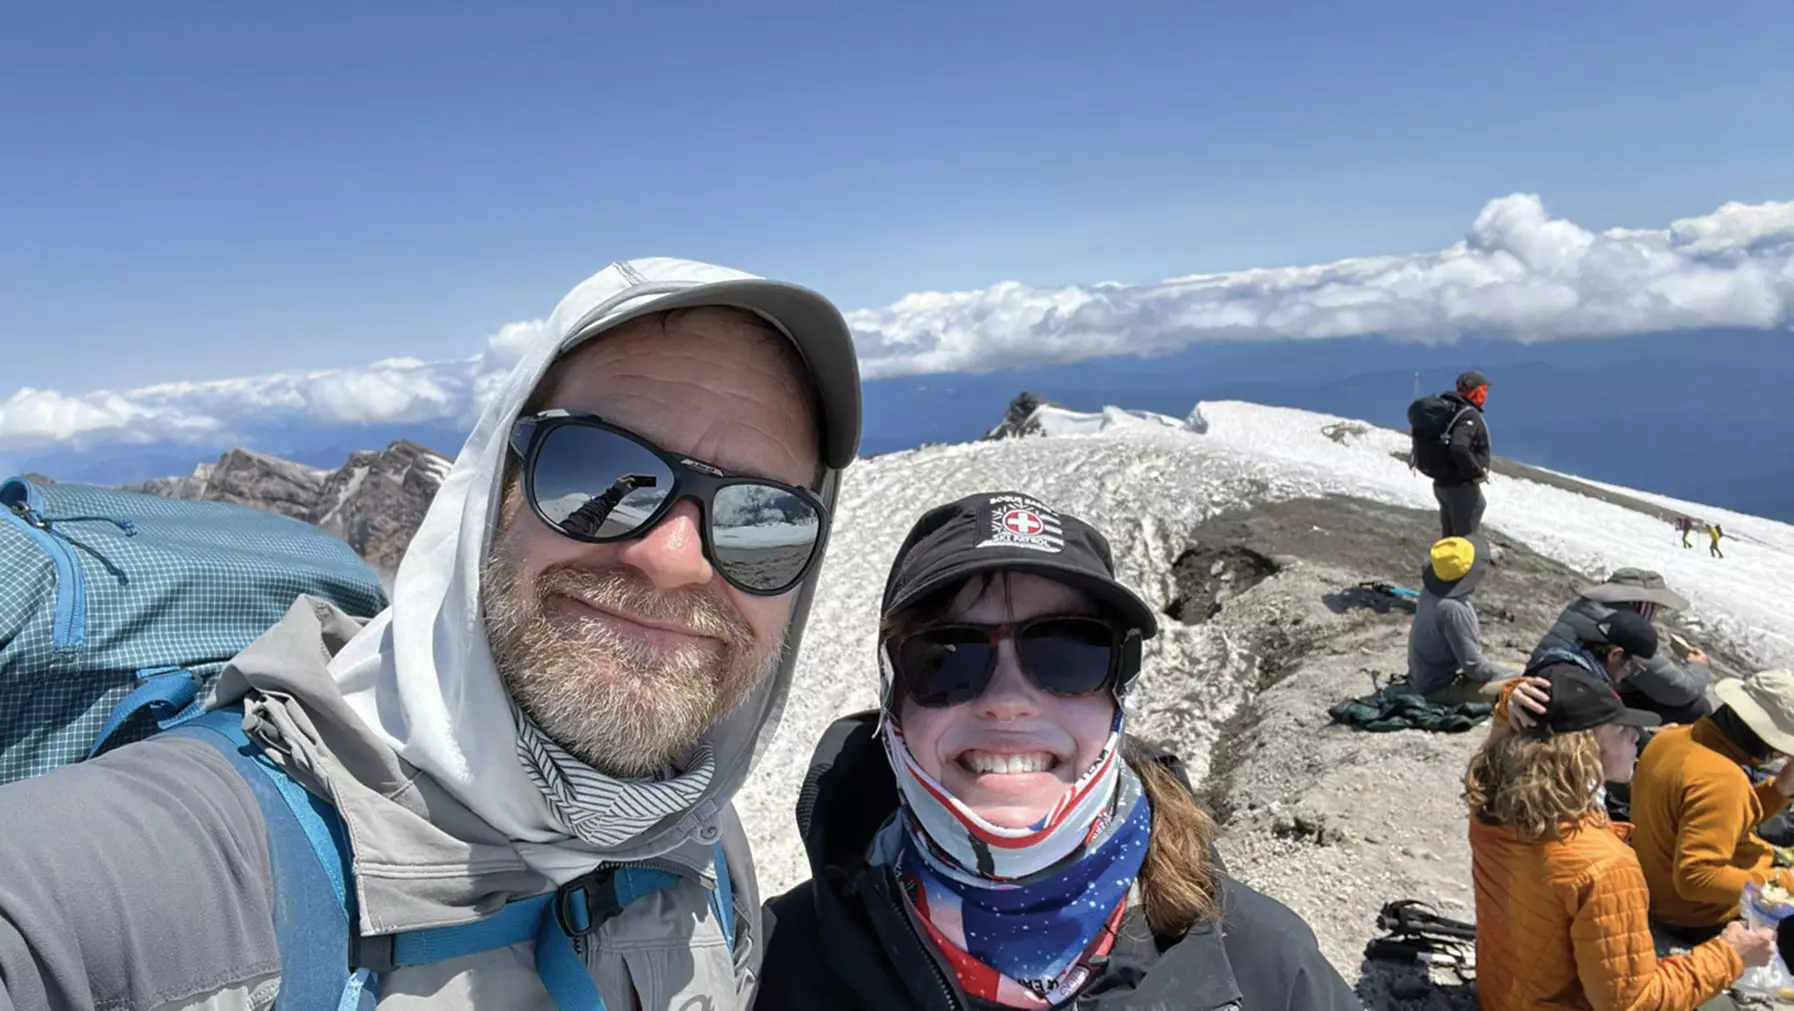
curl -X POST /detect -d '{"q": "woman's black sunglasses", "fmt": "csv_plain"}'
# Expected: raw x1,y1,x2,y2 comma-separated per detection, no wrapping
886,615,1139,709
508,410,829,596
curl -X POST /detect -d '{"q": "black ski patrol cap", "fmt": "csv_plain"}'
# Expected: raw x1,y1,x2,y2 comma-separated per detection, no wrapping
881,491,1159,640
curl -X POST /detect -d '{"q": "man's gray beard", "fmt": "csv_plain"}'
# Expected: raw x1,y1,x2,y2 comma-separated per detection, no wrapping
482,559,784,779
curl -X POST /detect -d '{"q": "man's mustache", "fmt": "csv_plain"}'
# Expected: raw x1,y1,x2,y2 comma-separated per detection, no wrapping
534,564,754,645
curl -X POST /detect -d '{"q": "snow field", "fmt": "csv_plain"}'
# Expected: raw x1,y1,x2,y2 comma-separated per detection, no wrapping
737,399,1794,899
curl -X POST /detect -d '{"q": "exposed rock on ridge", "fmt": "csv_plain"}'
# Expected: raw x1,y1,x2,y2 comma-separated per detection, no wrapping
983,390,1061,440
126,440,450,572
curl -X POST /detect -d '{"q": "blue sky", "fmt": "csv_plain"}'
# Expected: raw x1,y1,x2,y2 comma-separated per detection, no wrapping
4,0,1792,394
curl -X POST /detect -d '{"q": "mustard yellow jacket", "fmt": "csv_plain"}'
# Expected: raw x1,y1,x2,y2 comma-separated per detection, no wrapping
1631,718,1794,928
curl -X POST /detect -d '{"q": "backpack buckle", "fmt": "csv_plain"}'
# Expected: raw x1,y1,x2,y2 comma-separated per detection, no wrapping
553,865,627,938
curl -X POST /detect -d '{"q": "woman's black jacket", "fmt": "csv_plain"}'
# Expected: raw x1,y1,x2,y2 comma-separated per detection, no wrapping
754,711,1362,1010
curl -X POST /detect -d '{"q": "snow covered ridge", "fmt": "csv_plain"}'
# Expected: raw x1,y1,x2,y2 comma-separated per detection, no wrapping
5,193,1793,453
741,398,1794,897
986,402,1210,438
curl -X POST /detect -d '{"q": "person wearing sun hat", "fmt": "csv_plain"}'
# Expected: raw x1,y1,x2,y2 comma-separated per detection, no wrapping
1631,669,1794,942
1531,567,1713,724
1466,661,1773,1009
1406,533,1519,705
1502,606,1665,729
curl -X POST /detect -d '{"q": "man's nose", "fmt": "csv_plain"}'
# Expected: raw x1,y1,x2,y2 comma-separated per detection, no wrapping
614,499,716,590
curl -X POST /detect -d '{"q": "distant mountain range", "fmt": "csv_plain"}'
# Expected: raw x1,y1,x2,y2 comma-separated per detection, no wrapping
12,328,1790,523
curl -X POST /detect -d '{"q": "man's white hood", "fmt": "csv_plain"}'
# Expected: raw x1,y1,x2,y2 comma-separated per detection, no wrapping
329,257,860,880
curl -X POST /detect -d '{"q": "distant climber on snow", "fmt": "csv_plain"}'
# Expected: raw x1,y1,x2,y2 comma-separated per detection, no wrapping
1709,522,1726,559
1465,662,1771,1009
1405,534,1519,705
756,490,1358,1009
1531,568,1711,725
1677,515,1695,549
1408,370,1492,538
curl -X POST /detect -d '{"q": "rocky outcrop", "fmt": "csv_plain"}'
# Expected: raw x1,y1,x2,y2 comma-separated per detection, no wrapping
309,441,450,573
128,441,450,572
131,449,330,520
982,391,1060,440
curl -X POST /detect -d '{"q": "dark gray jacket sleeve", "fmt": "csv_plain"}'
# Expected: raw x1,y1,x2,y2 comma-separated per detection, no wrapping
1220,879,1361,1010
1627,652,1711,707
1447,413,1485,482
0,736,280,1011
1439,600,1513,683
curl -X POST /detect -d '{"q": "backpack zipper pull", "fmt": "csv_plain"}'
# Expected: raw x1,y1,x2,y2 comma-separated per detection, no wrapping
12,502,50,530
36,513,138,536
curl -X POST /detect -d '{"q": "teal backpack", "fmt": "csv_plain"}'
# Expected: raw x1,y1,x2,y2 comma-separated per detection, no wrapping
1,474,736,1009
0,473,389,782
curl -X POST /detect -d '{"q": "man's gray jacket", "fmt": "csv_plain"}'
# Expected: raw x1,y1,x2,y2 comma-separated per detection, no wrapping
0,599,762,1011
1408,589,1513,694
0,257,861,1011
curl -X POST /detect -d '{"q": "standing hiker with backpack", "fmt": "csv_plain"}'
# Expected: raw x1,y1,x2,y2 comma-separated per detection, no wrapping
0,258,863,1011
1408,370,1492,538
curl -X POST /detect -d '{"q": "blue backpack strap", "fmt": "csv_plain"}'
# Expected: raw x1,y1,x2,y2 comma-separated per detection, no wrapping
163,708,371,1011
88,667,206,759
380,845,733,1011
1527,647,1600,679
163,708,733,1011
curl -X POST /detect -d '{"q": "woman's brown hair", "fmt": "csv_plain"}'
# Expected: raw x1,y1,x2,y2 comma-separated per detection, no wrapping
882,574,1222,937
1463,727,1606,842
1125,741,1222,936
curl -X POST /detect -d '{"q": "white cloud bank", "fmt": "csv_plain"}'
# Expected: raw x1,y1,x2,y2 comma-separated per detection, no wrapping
4,193,1791,452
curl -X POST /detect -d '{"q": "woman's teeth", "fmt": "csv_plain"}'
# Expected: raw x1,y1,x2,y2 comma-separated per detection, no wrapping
959,751,1056,774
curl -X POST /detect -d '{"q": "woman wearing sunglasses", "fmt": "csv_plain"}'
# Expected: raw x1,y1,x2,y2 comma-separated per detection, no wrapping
756,492,1356,1009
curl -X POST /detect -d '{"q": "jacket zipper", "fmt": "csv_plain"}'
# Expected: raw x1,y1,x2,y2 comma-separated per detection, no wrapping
875,870,963,1011
4,500,86,651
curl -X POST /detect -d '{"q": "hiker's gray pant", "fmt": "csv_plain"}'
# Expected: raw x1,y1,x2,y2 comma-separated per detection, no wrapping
1434,483,1485,538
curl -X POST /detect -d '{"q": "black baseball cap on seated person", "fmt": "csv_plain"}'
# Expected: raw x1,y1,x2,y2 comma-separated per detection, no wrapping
1525,663,1662,738
1589,608,1658,661
881,491,1160,642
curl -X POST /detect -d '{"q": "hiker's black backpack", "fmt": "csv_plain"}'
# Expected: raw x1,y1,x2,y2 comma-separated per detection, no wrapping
1407,395,1474,480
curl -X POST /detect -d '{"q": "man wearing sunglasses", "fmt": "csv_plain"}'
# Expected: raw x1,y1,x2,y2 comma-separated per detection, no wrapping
0,258,860,1011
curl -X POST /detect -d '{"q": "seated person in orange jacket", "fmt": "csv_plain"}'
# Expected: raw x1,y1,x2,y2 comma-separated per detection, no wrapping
1466,662,1771,1009
1629,669,1794,943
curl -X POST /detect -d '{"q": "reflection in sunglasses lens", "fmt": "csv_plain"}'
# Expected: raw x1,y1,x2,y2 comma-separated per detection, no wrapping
710,484,821,592
534,426,674,539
